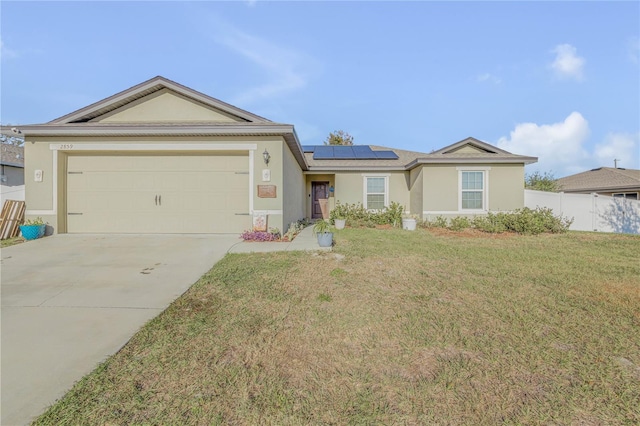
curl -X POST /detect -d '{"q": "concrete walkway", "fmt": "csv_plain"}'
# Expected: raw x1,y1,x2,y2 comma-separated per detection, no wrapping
1,228,328,425
227,225,331,253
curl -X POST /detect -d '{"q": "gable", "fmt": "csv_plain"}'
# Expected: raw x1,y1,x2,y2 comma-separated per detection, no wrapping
446,144,490,154
92,89,241,123
48,76,270,124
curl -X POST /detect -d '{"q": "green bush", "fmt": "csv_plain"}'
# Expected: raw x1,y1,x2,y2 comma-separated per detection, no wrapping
472,212,508,233
432,216,448,228
329,201,405,228
470,208,572,235
449,216,471,231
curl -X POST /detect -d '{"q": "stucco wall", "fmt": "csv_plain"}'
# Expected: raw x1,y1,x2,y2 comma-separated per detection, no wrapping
281,142,305,230
333,171,410,210
422,163,526,216
409,167,423,217
423,165,458,212
489,164,525,211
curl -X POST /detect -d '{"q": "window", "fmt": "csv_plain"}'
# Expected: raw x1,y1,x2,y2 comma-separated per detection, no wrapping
613,192,638,200
460,170,486,210
363,175,388,210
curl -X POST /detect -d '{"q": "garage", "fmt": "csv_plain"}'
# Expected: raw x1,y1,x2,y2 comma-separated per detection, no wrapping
66,153,251,233
18,76,306,235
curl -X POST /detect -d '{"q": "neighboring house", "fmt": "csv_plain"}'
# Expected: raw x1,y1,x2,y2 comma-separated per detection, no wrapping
1,144,25,187
8,76,536,234
557,167,640,200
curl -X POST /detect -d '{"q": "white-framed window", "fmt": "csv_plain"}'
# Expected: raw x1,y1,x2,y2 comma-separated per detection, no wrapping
362,174,389,210
612,192,638,200
458,168,489,211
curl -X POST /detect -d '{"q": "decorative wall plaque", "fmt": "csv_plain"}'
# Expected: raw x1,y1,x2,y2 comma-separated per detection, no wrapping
258,185,277,198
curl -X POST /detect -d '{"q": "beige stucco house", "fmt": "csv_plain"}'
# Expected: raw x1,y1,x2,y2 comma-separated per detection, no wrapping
557,167,640,200
11,76,536,234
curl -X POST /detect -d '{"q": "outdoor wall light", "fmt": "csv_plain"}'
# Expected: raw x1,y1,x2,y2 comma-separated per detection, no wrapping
263,149,271,166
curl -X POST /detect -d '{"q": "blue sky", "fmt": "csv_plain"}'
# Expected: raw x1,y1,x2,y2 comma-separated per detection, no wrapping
2,1,639,177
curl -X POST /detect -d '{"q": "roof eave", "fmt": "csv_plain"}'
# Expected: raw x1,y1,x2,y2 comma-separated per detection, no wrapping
0,161,24,168
408,156,538,168
306,166,407,172
561,184,640,193
19,123,309,170
17,123,295,136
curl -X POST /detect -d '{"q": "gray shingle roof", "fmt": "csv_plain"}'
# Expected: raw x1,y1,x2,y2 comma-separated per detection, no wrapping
557,167,640,192
305,138,537,171
0,144,24,167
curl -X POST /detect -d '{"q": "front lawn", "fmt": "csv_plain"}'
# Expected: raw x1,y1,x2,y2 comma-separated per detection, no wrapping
35,229,640,425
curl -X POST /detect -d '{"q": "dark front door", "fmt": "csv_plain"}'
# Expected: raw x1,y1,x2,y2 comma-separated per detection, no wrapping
312,182,329,219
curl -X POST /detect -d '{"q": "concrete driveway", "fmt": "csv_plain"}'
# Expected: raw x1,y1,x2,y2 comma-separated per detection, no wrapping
1,234,239,426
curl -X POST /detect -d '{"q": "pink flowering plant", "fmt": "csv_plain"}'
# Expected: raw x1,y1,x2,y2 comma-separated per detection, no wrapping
240,227,281,242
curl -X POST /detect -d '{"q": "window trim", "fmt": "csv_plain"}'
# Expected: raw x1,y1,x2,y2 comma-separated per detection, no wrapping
457,167,490,212
612,192,639,200
362,174,389,210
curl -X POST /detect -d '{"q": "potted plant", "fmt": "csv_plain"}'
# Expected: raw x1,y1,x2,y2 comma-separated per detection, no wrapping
313,219,333,247
402,213,418,231
333,215,346,230
19,217,47,241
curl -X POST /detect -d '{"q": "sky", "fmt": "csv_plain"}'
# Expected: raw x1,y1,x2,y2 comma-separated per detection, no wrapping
1,1,639,177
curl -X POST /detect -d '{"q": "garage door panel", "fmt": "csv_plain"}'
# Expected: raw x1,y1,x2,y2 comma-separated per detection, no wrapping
66,154,250,234
132,173,156,190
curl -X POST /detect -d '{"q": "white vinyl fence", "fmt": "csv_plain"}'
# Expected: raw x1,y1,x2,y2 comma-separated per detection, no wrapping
0,184,25,202
525,189,640,235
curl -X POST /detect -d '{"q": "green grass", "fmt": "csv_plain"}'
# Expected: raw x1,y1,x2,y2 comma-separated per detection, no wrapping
34,229,640,425
1,236,24,248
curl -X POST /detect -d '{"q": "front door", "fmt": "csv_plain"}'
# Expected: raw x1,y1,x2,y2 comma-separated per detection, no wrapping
312,181,329,219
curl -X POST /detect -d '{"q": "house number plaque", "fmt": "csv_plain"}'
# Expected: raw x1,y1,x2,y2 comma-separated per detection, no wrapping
258,185,277,198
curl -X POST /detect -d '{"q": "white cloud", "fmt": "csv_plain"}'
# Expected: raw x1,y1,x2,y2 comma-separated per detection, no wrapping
206,19,319,105
497,113,640,175
550,44,585,81
476,73,501,84
594,132,640,169
497,112,591,175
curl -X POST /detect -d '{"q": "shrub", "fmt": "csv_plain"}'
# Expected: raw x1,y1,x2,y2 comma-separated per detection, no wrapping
431,216,448,228
472,213,507,233
283,219,309,241
330,201,405,228
506,207,573,234
449,216,471,231
469,208,572,235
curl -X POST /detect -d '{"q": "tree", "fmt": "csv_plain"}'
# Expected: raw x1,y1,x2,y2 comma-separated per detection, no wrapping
525,171,561,192
324,130,354,146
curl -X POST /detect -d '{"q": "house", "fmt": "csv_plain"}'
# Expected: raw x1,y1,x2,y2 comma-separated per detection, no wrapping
1,144,25,187
9,76,537,234
557,167,640,200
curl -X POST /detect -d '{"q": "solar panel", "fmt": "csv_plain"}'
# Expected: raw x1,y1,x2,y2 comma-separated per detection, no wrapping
333,146,356,159
352,145,377,159
313,146,334,159
310,145,399,160
374,151,399,159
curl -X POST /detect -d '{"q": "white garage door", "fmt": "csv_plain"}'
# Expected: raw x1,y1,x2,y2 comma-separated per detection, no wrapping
66,154,250,233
